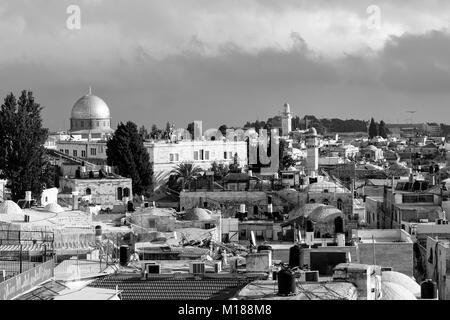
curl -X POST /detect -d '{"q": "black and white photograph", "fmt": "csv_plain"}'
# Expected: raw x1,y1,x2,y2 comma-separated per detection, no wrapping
0,0,449,309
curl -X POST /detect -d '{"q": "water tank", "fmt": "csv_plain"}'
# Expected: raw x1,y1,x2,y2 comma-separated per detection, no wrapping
94,225,102,237
289,244,301,268
119,245,130,266
421,279,437,299
257,245,272,252
277,268,297,296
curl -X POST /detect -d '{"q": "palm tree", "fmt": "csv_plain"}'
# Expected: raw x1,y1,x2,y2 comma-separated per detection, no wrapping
170,162,204,190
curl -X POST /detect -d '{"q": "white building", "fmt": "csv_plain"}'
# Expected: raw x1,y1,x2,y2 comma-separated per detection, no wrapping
145,140,248,189
56,140,107,160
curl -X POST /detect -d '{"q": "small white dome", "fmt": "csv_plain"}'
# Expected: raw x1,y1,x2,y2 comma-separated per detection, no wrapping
0,200,23,215
44,203,65,213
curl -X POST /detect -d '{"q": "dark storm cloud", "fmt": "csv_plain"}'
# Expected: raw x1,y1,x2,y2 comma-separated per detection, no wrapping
1,0,450,130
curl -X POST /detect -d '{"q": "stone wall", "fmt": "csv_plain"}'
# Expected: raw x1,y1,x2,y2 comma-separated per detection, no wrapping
358,242,413,276
59,177,132,206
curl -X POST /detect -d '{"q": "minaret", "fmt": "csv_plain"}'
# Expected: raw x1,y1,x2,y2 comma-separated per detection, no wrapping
281,102,292,136
306,127,319,175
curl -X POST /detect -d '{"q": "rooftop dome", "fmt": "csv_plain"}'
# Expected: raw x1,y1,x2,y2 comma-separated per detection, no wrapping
71,94,111,120
381,281,417,300
184,208,212,221
309,205,343,223
381,271,420,298
0,200,23,215
44,203,65,214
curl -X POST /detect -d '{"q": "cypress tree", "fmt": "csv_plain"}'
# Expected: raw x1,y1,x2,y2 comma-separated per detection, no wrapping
0,91,55,201
106,121,153,196
368,118,378,139
378,120,388,139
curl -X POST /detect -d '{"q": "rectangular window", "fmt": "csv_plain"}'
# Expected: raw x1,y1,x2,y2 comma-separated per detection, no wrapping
228,152,233,159
175,154,179,161
65,149,69,155
194,151,199,160
73,150,77,157
224,151,227,159
205,150,210,160
90,148,97,156
60,149,64,153
169,154,174,162
81,150,86,158
200,149,204,160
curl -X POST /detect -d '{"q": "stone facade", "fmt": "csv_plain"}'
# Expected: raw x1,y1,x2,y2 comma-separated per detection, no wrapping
59,177,132,206
145,140,248,190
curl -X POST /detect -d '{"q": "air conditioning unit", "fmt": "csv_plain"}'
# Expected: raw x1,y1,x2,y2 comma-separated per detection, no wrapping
299,270,319,282
145,263,161,274
190,262,206,275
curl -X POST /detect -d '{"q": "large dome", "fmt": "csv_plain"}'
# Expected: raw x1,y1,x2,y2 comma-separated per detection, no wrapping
71,94,111,120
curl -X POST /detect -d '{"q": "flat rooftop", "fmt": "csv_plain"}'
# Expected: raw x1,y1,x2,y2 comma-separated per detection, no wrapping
236,279,357,300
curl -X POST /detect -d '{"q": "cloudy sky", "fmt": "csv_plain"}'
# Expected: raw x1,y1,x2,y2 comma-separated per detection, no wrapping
1,0,450,131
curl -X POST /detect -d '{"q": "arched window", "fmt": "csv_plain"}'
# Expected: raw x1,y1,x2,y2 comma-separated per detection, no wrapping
86,188,91,195
309,199,316,204
337,199,343,210
123,188,130,197
117,187,123,200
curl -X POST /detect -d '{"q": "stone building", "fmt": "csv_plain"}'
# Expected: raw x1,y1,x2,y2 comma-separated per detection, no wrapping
145,139,248,190
59,174,132,206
